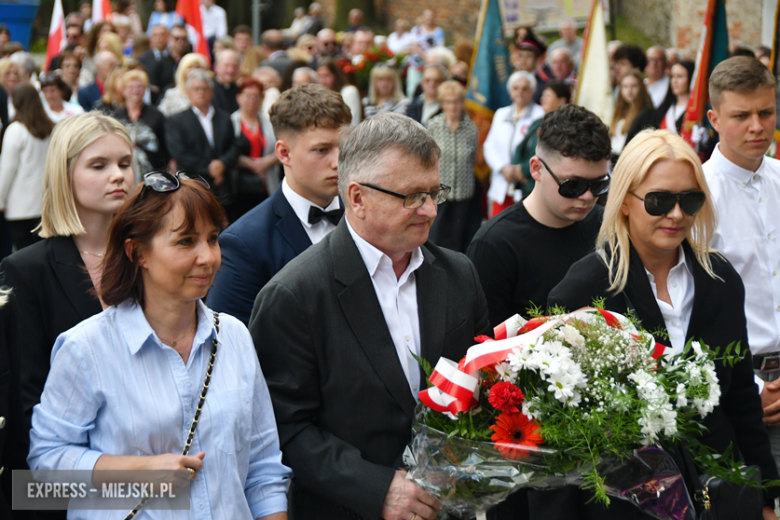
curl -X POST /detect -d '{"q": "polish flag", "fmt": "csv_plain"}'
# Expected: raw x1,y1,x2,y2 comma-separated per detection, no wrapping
92,0,113,22
44,0,65,72
176,0,210,61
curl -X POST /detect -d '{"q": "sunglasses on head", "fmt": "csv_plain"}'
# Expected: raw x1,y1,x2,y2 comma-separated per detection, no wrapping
538,157,611,199
138,171,210,201
630,191,706,217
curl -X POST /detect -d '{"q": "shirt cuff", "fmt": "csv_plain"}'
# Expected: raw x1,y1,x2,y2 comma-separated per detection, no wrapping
249,495,287,520
756,374,765,394
76,449,104,471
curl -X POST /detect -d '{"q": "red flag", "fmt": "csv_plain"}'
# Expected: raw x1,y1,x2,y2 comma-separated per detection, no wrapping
92,0,113,22
176,0,210,62
45,0,65,72
680,0,729,149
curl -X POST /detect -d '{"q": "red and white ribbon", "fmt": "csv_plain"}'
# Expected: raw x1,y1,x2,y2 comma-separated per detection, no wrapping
418,358,479,416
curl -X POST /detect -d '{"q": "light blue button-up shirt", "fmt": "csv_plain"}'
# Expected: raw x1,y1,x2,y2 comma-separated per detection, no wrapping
28,299,291,519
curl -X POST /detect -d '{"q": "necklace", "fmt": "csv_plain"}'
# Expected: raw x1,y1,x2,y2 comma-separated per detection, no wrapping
160,323,197,349
80,250,104,258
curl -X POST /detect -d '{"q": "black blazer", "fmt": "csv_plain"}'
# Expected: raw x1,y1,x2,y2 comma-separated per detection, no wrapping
137,50,176,105
407,95,441,124
208,188,312,325
0,236,103,431
77,81,102,112
165,106,239,201
549,241,780,508
625,89,681,146
249,221,491,520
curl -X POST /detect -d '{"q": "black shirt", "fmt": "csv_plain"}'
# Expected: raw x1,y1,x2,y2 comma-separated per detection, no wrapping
467,201,602,327
212,82,239,114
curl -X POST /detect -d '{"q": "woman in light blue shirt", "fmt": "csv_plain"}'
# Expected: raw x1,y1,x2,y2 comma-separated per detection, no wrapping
28,173,291,519
146,0,183,35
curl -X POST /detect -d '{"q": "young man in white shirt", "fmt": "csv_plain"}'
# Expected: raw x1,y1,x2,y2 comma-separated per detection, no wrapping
208,83,352,324
702,56,780,471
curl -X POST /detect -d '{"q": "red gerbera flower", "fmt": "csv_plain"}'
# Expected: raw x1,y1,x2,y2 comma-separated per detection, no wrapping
490,412,543,460
488,381,524,412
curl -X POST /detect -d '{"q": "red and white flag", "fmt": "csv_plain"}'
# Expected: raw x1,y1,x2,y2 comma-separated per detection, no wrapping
44,0,66,72
176,0,210,61
92,0,113,22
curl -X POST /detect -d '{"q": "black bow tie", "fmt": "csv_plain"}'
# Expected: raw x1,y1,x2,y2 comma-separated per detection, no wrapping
308,205,343,226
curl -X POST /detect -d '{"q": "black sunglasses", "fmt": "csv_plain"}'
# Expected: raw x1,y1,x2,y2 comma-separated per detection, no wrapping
538,157,611,199
138,171,210,200
359,183,451,209
630,191,706,217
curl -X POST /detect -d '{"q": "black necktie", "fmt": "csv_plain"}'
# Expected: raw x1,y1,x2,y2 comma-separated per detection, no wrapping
308,205,344,226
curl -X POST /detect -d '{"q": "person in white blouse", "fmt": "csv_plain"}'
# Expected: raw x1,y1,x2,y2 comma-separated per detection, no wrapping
0,83,54,250
316,58,362,126
387,19,414,55
39,71,85,123
201,0,228,44
703,56,780,475
484,70,544,216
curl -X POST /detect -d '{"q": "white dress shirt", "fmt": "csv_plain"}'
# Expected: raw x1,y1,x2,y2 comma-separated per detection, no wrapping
281,177,339,244
645,76,670,108
704,145,780,357
201,4,228,40
484,103,545,203
645,246,694,355
192,105,215,148
346,217,424,396
0,122,50,220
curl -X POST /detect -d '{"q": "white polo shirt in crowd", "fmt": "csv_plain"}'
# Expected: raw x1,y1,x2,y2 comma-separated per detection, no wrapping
645,246,694,355
281,177,340,244
192,105,215,148
645,76,670,108
346,217,424,397
201,3,228,40
704,145,780,383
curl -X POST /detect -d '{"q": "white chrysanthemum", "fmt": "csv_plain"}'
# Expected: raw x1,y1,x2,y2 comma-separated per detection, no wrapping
522,398,541,420
675,383,688,408
558,325,586,350
507,347,536,372
627,370,654,391
546,372,576,403
494,361,517,382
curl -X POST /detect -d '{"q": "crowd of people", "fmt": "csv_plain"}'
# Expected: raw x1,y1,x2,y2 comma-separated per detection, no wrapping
0,3,779,520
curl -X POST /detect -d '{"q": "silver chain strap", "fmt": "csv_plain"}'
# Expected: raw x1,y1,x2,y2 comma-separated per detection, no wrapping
123,311,220,520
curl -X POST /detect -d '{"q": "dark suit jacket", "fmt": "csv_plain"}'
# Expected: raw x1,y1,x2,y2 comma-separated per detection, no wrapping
407,95,441,124
208,188,311,325
546,240,780,517
77,81,102,112
212,82,239,114
0,237,103,430
249,221,491,520
165,106,239,202
260,52,293,78
137,50,176,105
0,291,35,520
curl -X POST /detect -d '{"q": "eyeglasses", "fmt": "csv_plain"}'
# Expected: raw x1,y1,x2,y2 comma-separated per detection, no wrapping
629,191,706,217
538,157,611,199
138,171,210,201
359,183,451,209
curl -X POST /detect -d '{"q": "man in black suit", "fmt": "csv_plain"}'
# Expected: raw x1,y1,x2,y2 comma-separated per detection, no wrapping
259,29,292,78
165,69,239,210
208,83,351,325
250,112,491,520
137,24,175,105
78,51,118,111
211,49,240,114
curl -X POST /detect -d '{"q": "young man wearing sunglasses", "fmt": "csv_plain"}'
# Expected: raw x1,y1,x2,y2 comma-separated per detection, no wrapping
468,104,612,328
207,83,352,325
702,56,780,473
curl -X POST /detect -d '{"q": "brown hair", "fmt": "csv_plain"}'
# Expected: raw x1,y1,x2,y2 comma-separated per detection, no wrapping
610,69,652,137
269,83,351,139
85,21,116,58
100,180,228,308
12,82,55,139
709,56,776,109
316,58,347,92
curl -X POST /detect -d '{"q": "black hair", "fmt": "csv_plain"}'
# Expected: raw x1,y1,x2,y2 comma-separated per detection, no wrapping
0,24,9,37
537,104,611,162
613,43,647,71
543,80,572,103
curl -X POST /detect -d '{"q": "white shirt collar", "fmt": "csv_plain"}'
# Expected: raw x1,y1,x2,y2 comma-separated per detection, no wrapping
345,215,424,281
192,104,214,121
710,143,765,187
645,245,691,283
281,176,339,229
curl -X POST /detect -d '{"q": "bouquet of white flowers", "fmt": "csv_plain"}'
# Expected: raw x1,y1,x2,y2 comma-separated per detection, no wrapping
406,305,745,519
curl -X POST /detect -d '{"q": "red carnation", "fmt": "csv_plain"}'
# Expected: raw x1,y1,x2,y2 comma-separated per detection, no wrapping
488,381,524,413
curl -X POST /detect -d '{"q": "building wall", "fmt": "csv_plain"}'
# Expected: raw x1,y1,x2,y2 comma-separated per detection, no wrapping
372,0,484,42
618,0,674,47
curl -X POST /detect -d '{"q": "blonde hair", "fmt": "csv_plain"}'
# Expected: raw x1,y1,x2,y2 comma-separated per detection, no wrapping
597,129,717,293
102,67,127,104
38,113,132,238
0,59,18,86
175,53,209,93
122,68,149,87
368,65,403,104
437,79,465,102
97,32,125,62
